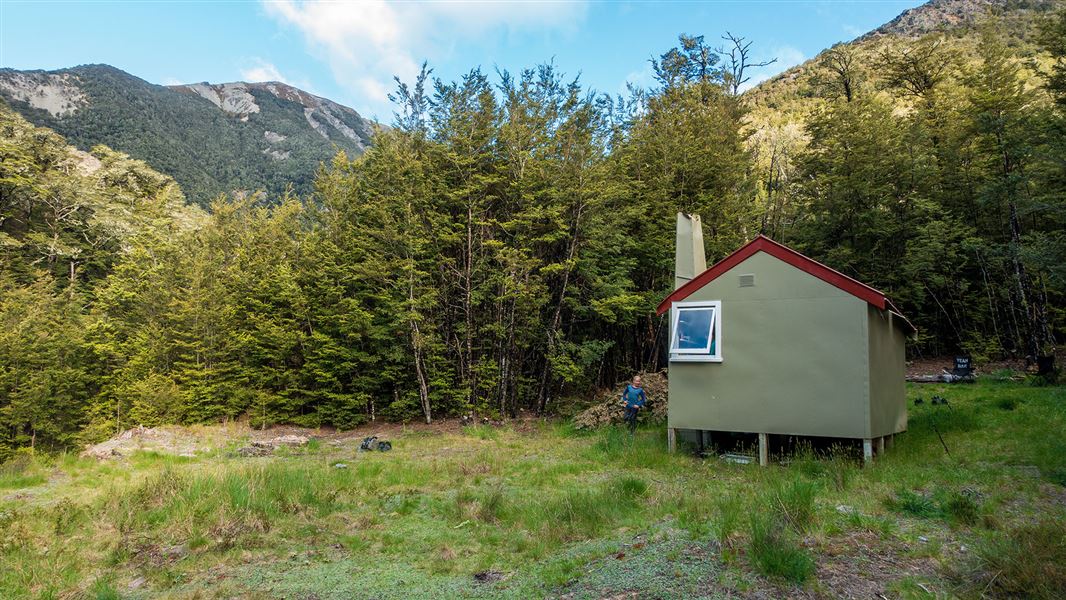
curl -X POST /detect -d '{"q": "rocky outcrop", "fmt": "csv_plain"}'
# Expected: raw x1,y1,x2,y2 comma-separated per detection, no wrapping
170,80,374,150
173,82,261,120
0,71,87,117
862,0,1013,40
0,64,379,204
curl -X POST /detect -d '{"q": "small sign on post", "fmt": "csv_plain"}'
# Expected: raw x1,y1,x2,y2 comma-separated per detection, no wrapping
944,356,975,383
953,356,972,377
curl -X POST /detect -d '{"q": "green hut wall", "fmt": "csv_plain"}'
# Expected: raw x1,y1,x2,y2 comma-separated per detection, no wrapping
666,250,907,441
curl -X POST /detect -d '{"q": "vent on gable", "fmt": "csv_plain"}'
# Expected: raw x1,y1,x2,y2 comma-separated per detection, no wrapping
738,273,756,287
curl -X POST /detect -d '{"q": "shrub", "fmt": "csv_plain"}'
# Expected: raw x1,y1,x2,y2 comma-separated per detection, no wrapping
962,519,1066,599
747,514,815,584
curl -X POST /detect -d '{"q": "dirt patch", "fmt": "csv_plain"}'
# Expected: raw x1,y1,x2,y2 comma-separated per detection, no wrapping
81,424,319,459
78,415,549,460
572,372,667,429
81,425,207,459
805,531,940,598
234,434,310,457
695,530,946,599
905,355,1052,379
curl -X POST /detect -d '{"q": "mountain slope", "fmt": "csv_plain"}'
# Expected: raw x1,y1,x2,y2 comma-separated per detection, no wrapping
746,0,1056,112
0,64,376,205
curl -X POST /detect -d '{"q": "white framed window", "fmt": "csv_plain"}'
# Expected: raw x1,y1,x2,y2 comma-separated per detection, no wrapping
670,300,721,362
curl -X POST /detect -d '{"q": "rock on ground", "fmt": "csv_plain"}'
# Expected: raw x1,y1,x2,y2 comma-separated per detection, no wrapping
235,435,310,457
80,426,203,459
81,425,310,460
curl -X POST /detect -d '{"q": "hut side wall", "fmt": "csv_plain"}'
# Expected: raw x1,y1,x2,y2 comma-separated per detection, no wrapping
867,306,908,437
667,251,871,439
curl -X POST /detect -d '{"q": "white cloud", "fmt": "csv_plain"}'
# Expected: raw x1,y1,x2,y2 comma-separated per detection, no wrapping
263,0,588,119
241,59,289,84
240,58,317,93
622,62,655,94
842,24,866,39
161,76,183,86
739,45,806,92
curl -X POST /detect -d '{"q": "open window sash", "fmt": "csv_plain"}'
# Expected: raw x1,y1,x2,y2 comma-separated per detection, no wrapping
670,300,722,362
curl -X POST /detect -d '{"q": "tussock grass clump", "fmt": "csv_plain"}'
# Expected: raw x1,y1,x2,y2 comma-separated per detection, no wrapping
994,396,1020,411
886,489,938,518
380,491,422,516
0,452,47,489
613,475,648,498
841,511,897,539
587,427,673,469
478,485,508,523
886,488,983,527
790,445,855,492
462,424,499,441
962,519,1066,600
514,474,648,543
714,494,744,549
673,492,714,537
592,426,628,457
746,514,815,584
768,479,819,532
447,474,647,545
110,462,354,551
941,491,979,526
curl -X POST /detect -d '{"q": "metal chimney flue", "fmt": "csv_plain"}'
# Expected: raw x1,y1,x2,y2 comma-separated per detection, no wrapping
674,212,707,290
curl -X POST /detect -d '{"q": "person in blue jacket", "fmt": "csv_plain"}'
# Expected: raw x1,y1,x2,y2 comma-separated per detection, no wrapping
621,375,647,434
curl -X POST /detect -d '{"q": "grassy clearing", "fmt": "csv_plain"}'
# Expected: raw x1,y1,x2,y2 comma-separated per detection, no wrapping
0,378,1063,598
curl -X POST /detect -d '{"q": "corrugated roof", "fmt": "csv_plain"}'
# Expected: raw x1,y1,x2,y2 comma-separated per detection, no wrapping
656,235,916,334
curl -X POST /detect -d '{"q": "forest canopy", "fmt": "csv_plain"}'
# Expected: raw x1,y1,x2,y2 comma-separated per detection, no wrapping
1,13,1065,458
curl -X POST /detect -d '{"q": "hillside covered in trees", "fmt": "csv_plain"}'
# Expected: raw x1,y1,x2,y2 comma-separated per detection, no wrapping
0,64,376,204
1,0,1064,458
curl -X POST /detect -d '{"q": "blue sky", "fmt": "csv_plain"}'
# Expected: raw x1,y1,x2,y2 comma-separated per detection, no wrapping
0,1,922,121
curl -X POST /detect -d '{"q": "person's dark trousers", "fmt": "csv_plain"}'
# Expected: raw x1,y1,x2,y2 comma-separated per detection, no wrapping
624,407,638,434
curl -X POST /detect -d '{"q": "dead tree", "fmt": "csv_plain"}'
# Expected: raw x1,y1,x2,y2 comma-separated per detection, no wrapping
719,32,778,95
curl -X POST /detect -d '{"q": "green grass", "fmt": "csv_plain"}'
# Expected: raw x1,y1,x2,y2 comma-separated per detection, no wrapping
0,378,1062,598
767,478,819,532
0,453,47,489
747,514,816,584
961,519,1066,599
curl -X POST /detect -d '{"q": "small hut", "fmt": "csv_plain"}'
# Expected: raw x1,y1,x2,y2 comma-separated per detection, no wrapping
659,214,914,464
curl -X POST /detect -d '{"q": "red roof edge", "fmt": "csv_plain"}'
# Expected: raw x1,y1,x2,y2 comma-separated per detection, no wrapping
657,236,912,332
